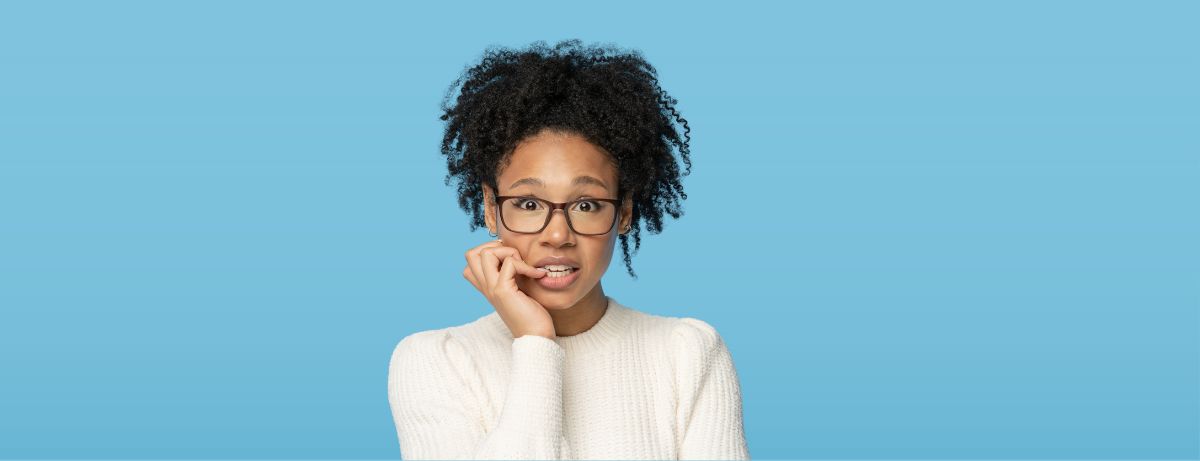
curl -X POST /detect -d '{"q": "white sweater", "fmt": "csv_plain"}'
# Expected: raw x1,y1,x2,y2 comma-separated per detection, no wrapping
387,295,750,460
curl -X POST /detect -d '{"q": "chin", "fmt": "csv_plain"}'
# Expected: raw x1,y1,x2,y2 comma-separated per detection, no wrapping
528,287,582,310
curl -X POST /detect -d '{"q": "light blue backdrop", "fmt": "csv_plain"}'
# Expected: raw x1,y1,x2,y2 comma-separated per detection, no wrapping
1,1,1196,459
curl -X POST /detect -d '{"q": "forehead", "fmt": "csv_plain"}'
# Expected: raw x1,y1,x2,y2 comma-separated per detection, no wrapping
497,132,617,191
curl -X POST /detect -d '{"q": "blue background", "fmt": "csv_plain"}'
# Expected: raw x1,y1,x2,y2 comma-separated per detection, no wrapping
1,0,1197,459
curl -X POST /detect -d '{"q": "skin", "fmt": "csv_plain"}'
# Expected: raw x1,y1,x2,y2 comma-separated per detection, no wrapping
462,128,633,339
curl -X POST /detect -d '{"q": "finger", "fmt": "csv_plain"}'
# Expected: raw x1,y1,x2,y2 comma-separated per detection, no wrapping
462,266,481,292
485,246,545,279
468,239,503,258
469,240,504,260
465,240,506,293
498,256,518,292
484,246,528,289
466,244,496,292
467,251,485,294
512,257,548,278
474,243,521,290
487,245,519,262
480,248,502,289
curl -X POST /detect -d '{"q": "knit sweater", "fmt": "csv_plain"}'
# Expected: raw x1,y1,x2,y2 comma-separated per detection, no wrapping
387,295,750,460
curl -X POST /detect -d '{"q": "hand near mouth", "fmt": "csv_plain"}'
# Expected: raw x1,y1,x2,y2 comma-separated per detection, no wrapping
463,239,556,339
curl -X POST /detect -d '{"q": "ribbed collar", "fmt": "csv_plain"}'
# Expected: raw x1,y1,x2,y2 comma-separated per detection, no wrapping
484,295,632,357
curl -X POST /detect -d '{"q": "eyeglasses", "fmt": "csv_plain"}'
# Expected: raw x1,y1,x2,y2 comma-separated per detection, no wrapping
495,195,622,236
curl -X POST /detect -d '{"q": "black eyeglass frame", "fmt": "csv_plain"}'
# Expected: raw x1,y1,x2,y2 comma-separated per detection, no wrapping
494,195,623,236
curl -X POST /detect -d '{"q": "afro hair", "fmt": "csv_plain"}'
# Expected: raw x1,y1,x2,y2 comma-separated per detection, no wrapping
438,38,692,279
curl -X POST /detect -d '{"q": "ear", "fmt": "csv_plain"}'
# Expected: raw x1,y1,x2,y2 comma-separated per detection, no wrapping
618,190,634,235
482,185,498,235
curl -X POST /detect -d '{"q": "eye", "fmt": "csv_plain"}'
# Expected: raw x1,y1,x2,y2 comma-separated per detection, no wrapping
515,198,542,210
572,200,604,213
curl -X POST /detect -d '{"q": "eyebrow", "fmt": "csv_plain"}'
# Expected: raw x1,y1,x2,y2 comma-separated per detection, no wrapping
508,175,609,191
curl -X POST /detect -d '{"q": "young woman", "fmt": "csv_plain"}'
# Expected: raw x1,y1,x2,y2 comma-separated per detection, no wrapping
388,39,749,460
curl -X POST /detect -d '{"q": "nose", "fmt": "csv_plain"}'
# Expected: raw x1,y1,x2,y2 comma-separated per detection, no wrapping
539,209,576,247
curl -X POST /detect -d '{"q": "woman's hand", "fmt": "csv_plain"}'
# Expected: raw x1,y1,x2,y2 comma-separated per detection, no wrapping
463,239,555,339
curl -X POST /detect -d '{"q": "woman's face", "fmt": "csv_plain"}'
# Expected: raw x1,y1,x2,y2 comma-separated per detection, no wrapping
483,129,632,310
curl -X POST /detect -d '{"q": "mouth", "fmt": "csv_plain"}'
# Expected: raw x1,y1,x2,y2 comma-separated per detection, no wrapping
532,256,580,271
535,265,580,290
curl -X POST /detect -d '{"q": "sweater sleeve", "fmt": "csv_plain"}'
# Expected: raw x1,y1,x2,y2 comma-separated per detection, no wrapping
672,318,751,460
388,330,571,460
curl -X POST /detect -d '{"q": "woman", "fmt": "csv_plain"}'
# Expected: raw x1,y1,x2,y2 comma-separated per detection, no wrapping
388,39,749,460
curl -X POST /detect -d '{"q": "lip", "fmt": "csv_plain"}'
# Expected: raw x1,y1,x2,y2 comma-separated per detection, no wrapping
532,256,580,269
536,265,581,290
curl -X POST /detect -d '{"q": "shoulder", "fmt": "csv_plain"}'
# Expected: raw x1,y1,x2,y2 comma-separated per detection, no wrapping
388,312,508,369
388,329,455,386
669,316,726,359
387,325,487,413
617,303,727,357
386,327,485,427
610,307,732,374
662,316,742,401
387,325,478,385
390,328,450,366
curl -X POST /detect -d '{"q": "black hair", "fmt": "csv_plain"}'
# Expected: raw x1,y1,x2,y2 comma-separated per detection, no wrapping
439,38,691,280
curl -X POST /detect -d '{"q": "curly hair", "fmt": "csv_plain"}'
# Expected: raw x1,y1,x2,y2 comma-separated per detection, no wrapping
438,38,692,280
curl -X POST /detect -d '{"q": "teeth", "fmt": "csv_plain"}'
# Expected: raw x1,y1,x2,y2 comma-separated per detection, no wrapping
540,264,574,271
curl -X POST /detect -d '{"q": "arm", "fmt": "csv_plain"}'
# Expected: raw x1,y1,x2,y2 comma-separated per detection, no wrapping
673,318,751,460
388,331,571,460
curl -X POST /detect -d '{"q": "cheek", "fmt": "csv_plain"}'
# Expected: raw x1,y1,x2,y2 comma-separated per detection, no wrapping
585,245,615,274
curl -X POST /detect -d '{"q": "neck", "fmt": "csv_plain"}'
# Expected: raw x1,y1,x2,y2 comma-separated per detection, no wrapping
546,282,609,337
